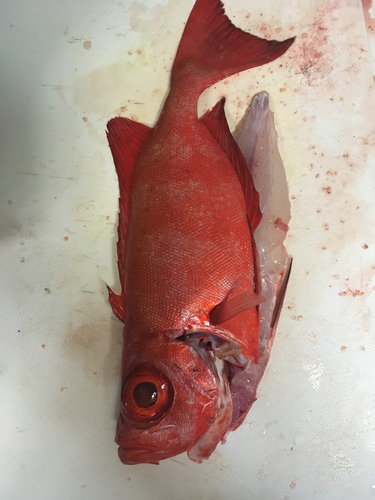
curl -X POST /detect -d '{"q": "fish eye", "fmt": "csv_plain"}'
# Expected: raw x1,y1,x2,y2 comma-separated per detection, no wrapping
121,364,174,427
133,382,158,408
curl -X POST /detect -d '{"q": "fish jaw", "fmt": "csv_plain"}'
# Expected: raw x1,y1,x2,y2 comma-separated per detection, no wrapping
115,331,233,465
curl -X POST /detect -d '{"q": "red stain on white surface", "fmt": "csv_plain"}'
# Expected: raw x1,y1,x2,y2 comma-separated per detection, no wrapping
283,5,334,85
339,289,365,297
274,218,289,232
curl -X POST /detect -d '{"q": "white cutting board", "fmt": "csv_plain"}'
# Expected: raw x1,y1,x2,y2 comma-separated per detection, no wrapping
1,0,375,498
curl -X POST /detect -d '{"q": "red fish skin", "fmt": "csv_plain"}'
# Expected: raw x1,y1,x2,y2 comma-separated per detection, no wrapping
114,85,260,465
116,84,259,466
108,0,295,464
125,83,259,355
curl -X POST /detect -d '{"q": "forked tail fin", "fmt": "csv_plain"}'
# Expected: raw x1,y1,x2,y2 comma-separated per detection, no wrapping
172,0,294,90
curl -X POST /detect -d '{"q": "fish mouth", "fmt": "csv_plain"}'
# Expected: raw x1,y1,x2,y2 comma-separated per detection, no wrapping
118,445,178,465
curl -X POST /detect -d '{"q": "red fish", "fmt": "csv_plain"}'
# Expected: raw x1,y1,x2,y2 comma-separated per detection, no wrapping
106,0,294,464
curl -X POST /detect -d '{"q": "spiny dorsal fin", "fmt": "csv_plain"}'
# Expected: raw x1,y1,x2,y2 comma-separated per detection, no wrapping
106,117,152,322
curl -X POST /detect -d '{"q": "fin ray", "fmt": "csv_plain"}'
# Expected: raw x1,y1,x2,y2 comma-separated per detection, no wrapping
106,117,152,322
172,0,294,91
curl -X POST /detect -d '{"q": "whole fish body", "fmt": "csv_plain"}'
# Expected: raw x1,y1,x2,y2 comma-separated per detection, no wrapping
106,0,294,464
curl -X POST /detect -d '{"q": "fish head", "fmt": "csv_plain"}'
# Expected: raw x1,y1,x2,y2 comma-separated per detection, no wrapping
115,331,232,464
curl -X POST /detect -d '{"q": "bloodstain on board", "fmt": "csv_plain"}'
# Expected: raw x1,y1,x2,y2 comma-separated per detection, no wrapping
63,236,69,241
290,315,303,321
63,319,122,385
339,289,365,297
282,5,337,85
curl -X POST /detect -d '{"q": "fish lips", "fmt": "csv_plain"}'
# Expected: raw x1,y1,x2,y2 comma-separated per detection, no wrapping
118,445,178,465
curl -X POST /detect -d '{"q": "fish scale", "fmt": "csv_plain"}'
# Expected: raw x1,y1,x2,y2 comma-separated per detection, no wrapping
106,0,294,464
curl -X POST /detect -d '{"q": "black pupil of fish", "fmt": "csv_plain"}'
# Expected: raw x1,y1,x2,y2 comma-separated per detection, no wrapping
133,382,158,408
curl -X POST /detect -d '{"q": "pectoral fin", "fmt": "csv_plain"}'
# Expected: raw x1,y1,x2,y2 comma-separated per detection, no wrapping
210,291,265,326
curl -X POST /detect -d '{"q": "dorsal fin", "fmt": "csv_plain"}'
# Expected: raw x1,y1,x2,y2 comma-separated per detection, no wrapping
201,99,262,231
106,117,152,322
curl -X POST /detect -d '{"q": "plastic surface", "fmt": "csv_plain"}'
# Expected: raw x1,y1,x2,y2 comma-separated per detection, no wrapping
1,0,375,498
